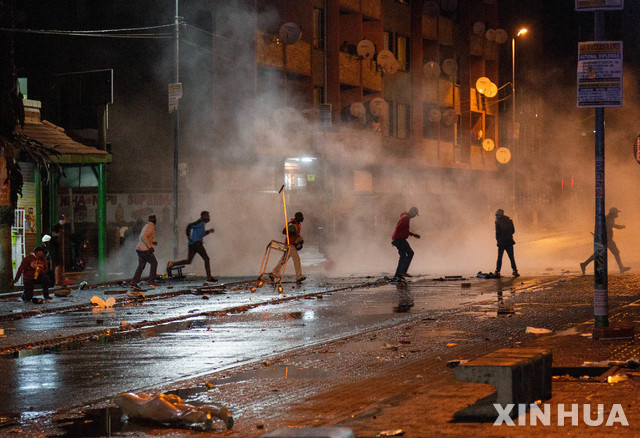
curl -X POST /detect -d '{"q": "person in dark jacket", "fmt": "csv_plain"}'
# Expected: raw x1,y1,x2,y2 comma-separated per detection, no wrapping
12,247,52,303
495,209,519,278
391,207,420,281
580,207,630,274
167,211,217,282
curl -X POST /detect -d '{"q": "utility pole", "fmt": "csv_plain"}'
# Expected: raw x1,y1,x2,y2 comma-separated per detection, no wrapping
592,11,607,329
173,0,181,259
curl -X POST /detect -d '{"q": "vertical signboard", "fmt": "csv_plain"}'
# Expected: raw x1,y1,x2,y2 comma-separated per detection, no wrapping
576,0,623,10
577,41,623,108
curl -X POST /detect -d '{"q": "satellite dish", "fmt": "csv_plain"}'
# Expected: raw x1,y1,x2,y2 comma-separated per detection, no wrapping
473,22,486,35
475,77,491,94
442,58,458,77
350,102,366,121
485,29,496,42
279,22,301,45
495,147,511,164
442,0,458,11
428,109,442,123
357,39,375,59
495,29,508,44
423,61,441,80
482,139,495,152
442,109,458,126
423,1,440,17
369,97,387,117
485,82,498,98
377,50,399,74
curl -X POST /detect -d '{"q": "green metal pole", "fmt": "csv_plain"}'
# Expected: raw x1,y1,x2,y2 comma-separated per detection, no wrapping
98,163,107,282
48,171,57,229
34,167,42,240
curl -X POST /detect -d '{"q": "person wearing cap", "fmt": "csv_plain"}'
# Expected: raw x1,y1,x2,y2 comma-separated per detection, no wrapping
494,209,519,278
130,215,159,290
270,212,306,284
580,207,630,274
12,247,52,303
166,211,217,283
391,207,420,281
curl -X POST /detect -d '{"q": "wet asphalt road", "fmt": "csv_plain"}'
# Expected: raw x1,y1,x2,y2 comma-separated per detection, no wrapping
0,274,557,425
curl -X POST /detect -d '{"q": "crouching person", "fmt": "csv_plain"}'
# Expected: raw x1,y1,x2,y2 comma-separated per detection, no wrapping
13,247,52,303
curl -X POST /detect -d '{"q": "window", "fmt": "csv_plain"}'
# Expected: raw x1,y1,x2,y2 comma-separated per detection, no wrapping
397,104,410,139
396,35,409,71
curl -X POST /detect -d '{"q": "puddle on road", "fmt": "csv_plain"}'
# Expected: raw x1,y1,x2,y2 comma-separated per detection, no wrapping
3,318,211,359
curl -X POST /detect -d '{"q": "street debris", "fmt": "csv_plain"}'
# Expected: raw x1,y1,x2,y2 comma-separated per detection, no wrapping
377,429,404,437
476,271,499,279
525,326,553,334
582,358,640,368
90,296,116,308
433,275,466,281
607,374,629,384
446,359,468,368
126,291,146,302
114,392,233,430
54,289,71,297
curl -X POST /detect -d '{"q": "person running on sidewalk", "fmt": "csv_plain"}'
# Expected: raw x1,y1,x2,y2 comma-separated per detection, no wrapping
167,211,217,282
130,215,159,290
391,207,420,281
495,208,519,278
12,247,52,303
580,207,630,275
270,212,306,284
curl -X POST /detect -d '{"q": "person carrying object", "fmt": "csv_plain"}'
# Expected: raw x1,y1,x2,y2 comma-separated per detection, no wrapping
270,212,306,284
167,211,217,282
580,207,630,274
13,247,52,303
494,209,519,278
130,214,159,290
391,207,420,281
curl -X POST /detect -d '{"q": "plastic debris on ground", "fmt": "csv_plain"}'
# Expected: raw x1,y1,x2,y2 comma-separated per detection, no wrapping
377,429,405,437
90,296,116,308
114,392,233,431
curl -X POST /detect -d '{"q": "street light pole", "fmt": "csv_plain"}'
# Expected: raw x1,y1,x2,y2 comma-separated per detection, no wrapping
511,28,526,215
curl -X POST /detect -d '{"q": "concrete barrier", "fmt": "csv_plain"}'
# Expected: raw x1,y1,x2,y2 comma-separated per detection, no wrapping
453,347,552,419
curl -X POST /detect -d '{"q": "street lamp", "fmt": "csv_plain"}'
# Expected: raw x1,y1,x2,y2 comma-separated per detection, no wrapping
511,28,527,127
511,27,527,215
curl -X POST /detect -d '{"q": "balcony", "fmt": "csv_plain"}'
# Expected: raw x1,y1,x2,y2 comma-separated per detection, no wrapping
256,31,311,76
